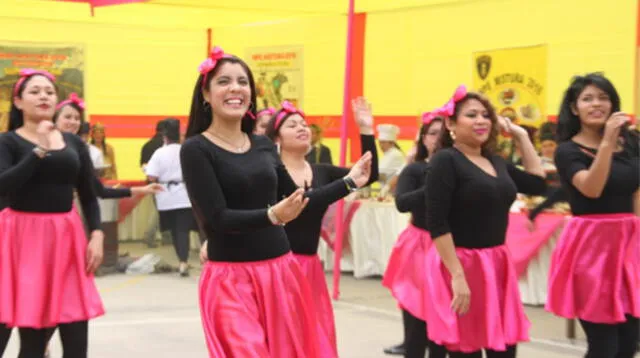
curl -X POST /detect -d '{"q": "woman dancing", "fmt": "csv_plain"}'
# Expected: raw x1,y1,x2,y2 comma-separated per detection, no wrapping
425,85,546,357
546,73,639,358
382,111,447,358
0,69,105,357
180,46,367,357
263,97,377,357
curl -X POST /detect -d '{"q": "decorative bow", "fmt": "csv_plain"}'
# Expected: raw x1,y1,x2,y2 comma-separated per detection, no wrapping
275,101,305,129
56,92,86,111
256,107,276,118
436,85,467,117
13,68,56,96
198,46,229,75
422,111,438,125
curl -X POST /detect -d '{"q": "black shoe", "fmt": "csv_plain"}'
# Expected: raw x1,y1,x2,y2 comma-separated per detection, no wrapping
383,343,406,356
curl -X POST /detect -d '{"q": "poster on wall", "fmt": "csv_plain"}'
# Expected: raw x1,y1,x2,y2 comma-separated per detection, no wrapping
0,42,85,132
472,45,548,129
245,45,303,110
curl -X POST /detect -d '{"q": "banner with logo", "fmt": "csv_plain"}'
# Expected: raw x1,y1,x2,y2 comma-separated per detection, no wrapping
245,46,303,110
472,45,548,129
0,42,85,132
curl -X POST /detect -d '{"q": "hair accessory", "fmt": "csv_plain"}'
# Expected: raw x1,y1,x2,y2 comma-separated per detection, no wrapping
256,107,276,118
435,85,467,117
56,92,85,111
274,101,305,129
13,68,56,97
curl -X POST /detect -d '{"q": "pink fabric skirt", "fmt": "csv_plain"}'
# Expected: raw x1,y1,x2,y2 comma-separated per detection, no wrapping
199,252,321,358
293,253,337,358
546,214,640,323
0,208,105,328
382,224,432,320
424,245,530,353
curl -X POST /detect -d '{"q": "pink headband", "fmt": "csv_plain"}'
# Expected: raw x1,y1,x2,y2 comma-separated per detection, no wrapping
13,68,56,97
274,101,305,129
422,111,440,125
198,46,232,88
435,85,468,117
56,92,85,111
256,107,276,118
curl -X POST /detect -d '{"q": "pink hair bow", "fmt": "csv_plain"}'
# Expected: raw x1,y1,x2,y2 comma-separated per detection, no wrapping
198,46,230,76
13,68,56,96
437,85,468,117
422,111,438,125
56,92,85,111
256,107,276,118
275,101,305,129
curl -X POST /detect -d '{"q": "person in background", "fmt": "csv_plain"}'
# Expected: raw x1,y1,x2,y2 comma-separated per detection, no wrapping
146,118,195,277
76,122,104,170
382,112,447,358
546,73,639,358
90,123,117,179
306,123,333,164
377,123,405,195
140,119,168,170
254,107,275,135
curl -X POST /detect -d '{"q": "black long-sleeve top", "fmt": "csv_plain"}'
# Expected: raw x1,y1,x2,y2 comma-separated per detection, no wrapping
91,175,132,199
528,186,569,221
286,135,378,254
181,134,354,262
555,141,639,216
0,131,101,231
395,161,429,230
426,147,546,248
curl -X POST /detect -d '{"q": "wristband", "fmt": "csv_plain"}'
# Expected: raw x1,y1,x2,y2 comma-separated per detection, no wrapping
343,177,358,192
267,207,285,226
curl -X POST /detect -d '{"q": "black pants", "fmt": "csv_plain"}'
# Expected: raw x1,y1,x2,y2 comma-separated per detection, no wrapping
448,345,517,358
579,314,639,358
159,208,194,262
16,320,88,358
402,309,447,358
0,324,11,356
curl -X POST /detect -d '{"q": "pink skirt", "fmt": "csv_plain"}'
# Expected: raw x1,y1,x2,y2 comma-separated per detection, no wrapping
199,252,321,358
382,224,431,320
546,214,640,323
0,208,105,328
293,253,337,358
424,245,530,353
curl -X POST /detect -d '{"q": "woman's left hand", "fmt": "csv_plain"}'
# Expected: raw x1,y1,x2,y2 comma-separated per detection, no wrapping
498,116,528,140
86,231,104,274
351,97,374,135
346,151,373,188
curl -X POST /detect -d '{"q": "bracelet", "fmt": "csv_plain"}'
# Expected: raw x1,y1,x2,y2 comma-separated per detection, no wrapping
343,177,358,192
267,207,285,226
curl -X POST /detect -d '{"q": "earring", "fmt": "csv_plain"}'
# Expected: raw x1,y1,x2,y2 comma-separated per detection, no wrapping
276,143,281,154
449,130,456,141
203,101,210,111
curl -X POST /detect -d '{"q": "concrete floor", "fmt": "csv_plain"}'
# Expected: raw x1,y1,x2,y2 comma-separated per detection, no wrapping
3,242,637,357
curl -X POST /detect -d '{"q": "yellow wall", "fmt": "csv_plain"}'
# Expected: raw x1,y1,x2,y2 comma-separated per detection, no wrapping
365,0,638,117
213,15,347,115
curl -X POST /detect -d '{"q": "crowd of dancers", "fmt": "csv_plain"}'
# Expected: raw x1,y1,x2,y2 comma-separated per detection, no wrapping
0,45,637,358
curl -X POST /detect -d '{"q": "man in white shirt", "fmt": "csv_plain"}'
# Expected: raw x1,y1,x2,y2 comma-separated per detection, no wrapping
78,122,105,173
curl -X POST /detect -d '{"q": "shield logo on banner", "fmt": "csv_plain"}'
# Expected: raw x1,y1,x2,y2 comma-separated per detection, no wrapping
476,55,492,80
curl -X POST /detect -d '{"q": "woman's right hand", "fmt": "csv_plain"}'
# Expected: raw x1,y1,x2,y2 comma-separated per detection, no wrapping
602,112,629,147
346,151,373,188
271,189,309,224
451,272,471,315
199,241,208,264
35,120,55,150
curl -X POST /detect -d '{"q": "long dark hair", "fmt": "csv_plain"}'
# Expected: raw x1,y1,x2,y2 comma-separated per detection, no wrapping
556,73,621,143
415,117,443,162
9,74,57,131
436,92,499,155
186,57,257,138
52,102,85,126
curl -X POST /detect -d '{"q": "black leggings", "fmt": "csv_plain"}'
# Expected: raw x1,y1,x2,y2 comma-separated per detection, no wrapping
402,309,447,358
18,320,88,358
159,209,193,262
0,324,11,356
579,314,639,358
448,345,517,358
